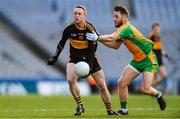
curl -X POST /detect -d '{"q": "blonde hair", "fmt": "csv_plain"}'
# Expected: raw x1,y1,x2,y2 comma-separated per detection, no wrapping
75,5,87,15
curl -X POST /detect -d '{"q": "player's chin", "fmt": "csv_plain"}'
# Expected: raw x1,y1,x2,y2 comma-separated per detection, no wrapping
115,23,121,28
115,24,119,28
114,23,118,27
74,20,81,24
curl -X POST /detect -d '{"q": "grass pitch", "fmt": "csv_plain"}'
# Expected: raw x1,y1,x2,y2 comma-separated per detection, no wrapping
0,95,180,118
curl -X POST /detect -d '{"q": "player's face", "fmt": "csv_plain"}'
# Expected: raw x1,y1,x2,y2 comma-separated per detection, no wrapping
153,26,161,34
73,8,86,23
113,11,123,27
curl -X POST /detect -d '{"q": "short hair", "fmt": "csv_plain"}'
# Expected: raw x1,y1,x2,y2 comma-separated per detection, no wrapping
152,22,160,29
75,5,87,13
114,6,129,17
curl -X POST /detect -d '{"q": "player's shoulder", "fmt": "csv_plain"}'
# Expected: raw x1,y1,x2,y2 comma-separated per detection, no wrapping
86,21,94,27
63,22,75,30
86,21,96,31
118,21,131,32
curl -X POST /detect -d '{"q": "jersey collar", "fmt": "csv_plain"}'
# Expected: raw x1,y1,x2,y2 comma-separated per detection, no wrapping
74,21,87,30
118,21,130,31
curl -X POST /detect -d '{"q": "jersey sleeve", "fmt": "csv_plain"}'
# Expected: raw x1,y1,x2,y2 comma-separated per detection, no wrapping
86,22,99,35
119,26,131,39
59,28,69,48
54,27,69,57
113,26,131,41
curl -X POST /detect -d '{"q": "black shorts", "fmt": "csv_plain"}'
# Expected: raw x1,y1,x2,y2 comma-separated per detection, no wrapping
69,56,101,74
153,50,163,66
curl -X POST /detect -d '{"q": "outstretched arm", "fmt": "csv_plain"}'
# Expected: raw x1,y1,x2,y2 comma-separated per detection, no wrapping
100,40,122,49
53,37,67,58
86,32,122,49
47,29,68,65
98,33,122,49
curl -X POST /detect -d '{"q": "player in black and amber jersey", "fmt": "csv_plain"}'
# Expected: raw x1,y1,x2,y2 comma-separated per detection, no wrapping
47,5,117,116
147,22,168,88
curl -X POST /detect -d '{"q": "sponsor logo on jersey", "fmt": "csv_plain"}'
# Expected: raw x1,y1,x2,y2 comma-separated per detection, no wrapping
71,33,77,37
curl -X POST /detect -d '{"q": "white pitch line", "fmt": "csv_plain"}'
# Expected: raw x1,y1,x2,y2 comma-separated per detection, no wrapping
129,107,180,111
0,107,180,112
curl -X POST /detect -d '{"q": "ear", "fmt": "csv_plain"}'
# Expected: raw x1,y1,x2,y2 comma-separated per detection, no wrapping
84,11,87,18
122,15,128,21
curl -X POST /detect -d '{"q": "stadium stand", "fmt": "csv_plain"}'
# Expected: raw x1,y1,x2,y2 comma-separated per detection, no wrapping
131,0,180,30
0,0,179,94
0,22,63,78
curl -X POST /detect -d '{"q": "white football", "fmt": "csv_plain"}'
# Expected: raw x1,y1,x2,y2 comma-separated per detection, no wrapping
75,61,90,78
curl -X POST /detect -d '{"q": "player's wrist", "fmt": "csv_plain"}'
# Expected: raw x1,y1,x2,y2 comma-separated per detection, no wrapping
52,56,58,60
97,36,101,42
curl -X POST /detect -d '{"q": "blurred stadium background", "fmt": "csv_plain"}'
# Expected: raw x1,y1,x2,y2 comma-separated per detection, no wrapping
0,0,180,96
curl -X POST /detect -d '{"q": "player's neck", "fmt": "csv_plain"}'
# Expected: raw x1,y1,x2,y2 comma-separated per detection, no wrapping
75,21,86,30
118,20,128,28
76,21,86,28
122,20,128,25
153,31,159,35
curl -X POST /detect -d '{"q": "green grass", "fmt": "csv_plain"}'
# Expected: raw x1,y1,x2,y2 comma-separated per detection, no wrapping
0,95,180,118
